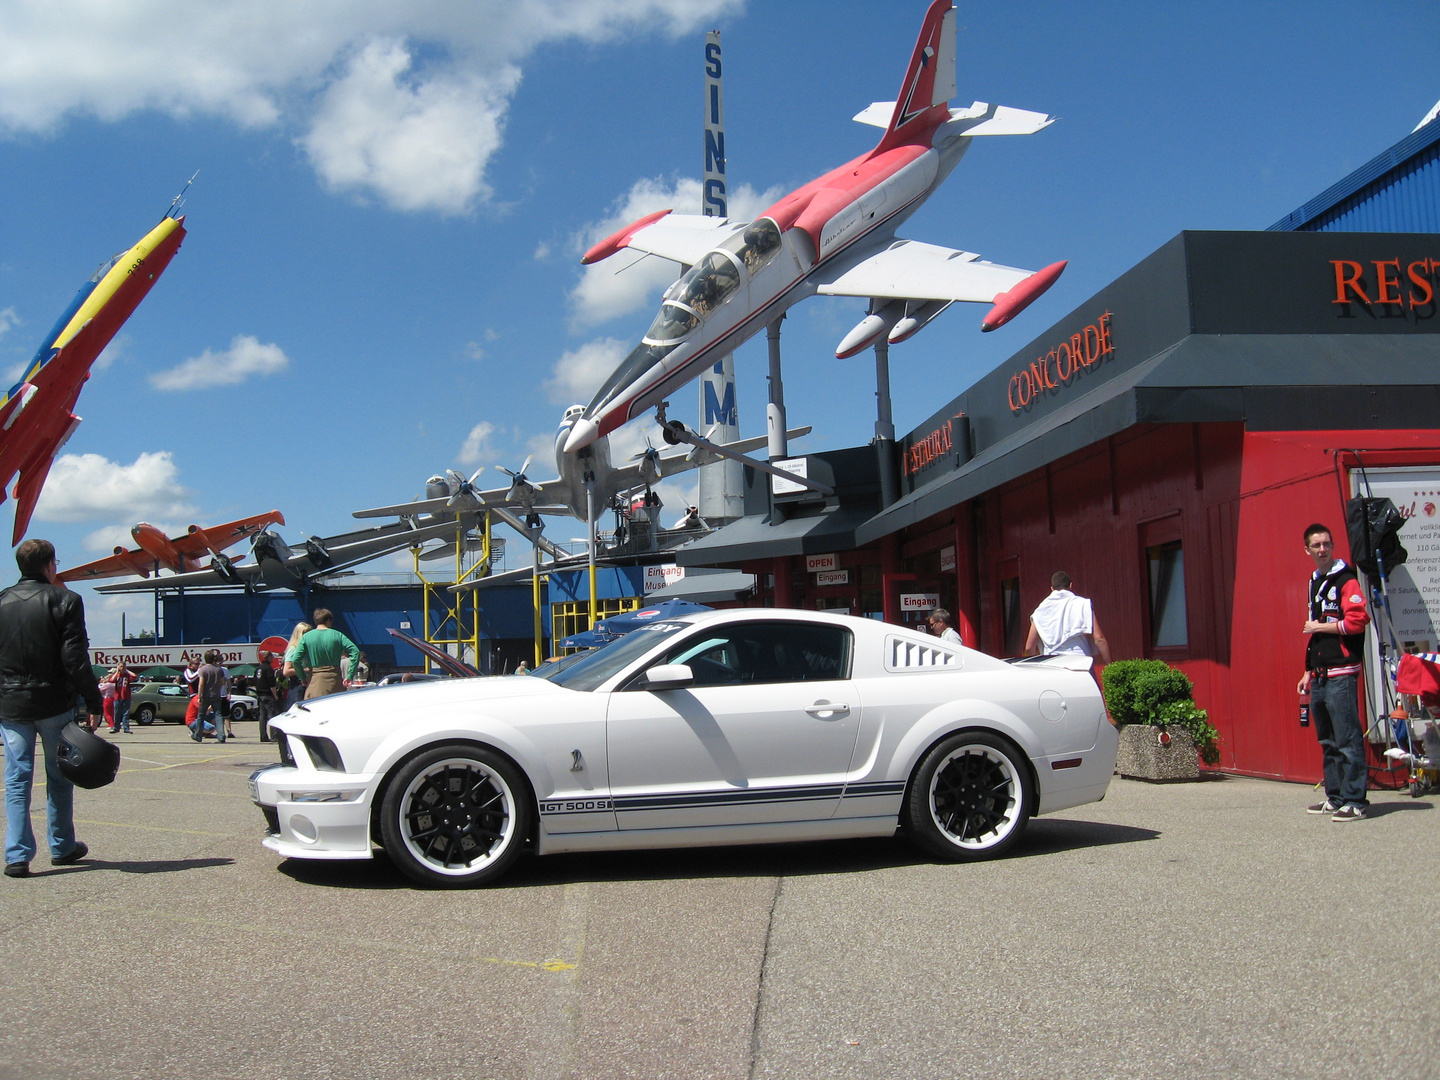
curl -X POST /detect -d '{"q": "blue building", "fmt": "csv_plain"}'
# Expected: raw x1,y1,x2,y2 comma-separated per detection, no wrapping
1270,111,1440,232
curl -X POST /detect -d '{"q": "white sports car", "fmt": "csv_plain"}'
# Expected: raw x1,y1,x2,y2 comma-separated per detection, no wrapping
251,609,1117,887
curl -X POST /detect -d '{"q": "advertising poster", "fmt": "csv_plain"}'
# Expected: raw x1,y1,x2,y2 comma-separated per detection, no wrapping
1351,467,1440,732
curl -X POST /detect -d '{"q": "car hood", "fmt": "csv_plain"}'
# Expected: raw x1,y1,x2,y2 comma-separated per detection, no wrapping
271,675,573,763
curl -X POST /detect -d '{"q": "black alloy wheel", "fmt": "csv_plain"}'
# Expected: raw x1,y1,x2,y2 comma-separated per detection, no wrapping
379,743,531,888
135,705,156,726
906,731,1033,861
230,702,248,722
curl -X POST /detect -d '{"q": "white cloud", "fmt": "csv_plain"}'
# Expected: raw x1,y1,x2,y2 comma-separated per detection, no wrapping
0,1,744,214
457,420,498,467
542,337,628,404
150,334,289,391
32,451,195,524
301,39,518,215
0,306,19,341
569,176,783,328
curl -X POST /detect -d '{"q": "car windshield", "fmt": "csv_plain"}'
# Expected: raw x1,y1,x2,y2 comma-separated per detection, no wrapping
536,622,691,692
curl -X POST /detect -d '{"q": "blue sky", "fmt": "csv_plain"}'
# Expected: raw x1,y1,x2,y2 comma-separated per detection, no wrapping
0,0,1436,641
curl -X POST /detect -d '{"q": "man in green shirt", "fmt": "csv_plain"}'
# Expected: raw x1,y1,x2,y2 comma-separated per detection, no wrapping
287,609,361,700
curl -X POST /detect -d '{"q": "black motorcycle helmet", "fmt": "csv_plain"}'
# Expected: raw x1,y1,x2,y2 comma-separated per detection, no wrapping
56,722,120,789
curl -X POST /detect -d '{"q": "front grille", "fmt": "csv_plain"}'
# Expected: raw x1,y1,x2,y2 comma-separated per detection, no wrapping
276,732,295,767
260,805,280,836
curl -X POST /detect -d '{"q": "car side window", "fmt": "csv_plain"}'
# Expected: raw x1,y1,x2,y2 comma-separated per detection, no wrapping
663,622,852,686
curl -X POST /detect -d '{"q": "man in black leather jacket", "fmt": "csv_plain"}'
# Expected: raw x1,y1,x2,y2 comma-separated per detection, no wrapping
0,539,102,877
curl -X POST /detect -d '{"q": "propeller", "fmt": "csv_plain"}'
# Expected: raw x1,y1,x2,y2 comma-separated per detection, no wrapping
497,456,537,505
629,438,663,488
444,466,486,508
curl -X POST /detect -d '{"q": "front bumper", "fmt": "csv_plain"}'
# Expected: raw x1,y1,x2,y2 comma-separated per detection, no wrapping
250,763,376,861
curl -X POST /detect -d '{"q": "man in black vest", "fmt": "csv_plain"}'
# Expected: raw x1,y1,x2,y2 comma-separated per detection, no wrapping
0,539,103,876
1297,523,1371,821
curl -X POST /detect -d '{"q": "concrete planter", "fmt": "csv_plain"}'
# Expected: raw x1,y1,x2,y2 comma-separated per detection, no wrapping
1115,724,1200,782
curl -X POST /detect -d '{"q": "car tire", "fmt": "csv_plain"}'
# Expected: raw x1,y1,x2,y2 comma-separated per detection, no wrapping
905,730,1033,862
230,702,248,722
379,743,531,888
136,705,156,726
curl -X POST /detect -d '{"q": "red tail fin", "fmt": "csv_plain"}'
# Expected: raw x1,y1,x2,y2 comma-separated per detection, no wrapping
878,1,957,150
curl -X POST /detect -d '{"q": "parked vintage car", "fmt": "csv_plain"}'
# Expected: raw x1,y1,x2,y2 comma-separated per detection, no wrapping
131,683,259,724
252,609,1117,887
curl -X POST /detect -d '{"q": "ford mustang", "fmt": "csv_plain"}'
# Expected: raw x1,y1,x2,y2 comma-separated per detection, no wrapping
250,609,1117,887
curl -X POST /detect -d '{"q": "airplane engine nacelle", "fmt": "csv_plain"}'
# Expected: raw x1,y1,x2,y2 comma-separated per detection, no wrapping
304,537,334,569
836,300,906,359
209,552,240,584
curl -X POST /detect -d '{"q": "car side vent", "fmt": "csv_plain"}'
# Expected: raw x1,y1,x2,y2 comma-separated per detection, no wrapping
885,636,961,672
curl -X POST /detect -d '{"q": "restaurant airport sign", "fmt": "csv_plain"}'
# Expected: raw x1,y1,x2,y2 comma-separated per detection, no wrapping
91,644,266,668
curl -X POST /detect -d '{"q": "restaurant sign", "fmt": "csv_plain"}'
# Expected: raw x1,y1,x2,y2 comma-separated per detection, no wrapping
1006,310,1114,413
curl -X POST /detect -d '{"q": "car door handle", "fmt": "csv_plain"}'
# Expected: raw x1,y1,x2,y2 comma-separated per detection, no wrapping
804,701,849,719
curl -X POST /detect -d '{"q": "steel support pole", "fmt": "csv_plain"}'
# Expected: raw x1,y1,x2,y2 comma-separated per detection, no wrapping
586,481,598,630
766,315,787,460
874,337,899,508
532,536,543,670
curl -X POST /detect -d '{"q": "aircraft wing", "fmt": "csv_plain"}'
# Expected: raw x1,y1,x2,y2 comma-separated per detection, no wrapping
170,511,286,557
813,239,1034,303
653,426,813,481
583,211,747,268
96,517,478,593
58,550,153,584
354,482,572,521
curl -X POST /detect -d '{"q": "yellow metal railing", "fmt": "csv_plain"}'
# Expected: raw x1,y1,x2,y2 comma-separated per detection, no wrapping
551,595,641,654
413,514,492,674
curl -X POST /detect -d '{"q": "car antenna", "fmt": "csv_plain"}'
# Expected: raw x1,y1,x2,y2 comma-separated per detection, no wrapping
166,170,199,219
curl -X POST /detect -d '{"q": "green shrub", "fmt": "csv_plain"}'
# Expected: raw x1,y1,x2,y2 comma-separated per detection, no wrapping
1101,659,1170,725
1102,659,1219,766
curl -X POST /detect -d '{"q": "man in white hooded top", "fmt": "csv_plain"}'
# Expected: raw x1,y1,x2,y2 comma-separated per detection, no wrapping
1024,571,1111,662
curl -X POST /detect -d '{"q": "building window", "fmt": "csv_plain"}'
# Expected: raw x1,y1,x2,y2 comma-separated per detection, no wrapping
1146,540,1187,649
1000,575,1024,657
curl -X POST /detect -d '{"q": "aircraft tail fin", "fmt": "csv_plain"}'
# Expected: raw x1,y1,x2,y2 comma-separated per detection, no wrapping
876,1,956,148
11,454,55,546
10,414,79,545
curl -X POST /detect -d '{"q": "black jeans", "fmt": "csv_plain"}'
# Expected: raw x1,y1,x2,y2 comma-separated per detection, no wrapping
256,694,277,741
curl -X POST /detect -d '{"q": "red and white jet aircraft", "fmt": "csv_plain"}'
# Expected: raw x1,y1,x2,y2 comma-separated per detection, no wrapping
58,511,286,583
566,0,1064,453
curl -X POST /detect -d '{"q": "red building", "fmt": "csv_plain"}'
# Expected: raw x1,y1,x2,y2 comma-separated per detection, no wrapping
678,229,1440,784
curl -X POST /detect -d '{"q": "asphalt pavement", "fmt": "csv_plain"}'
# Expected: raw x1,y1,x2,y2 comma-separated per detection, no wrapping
0,721,1435,1080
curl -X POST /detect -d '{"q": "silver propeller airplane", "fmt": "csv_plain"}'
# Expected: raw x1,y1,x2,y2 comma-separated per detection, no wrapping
353,404,809,526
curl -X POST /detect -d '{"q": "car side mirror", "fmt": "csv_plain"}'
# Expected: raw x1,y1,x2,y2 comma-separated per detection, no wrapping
641,663,694,690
